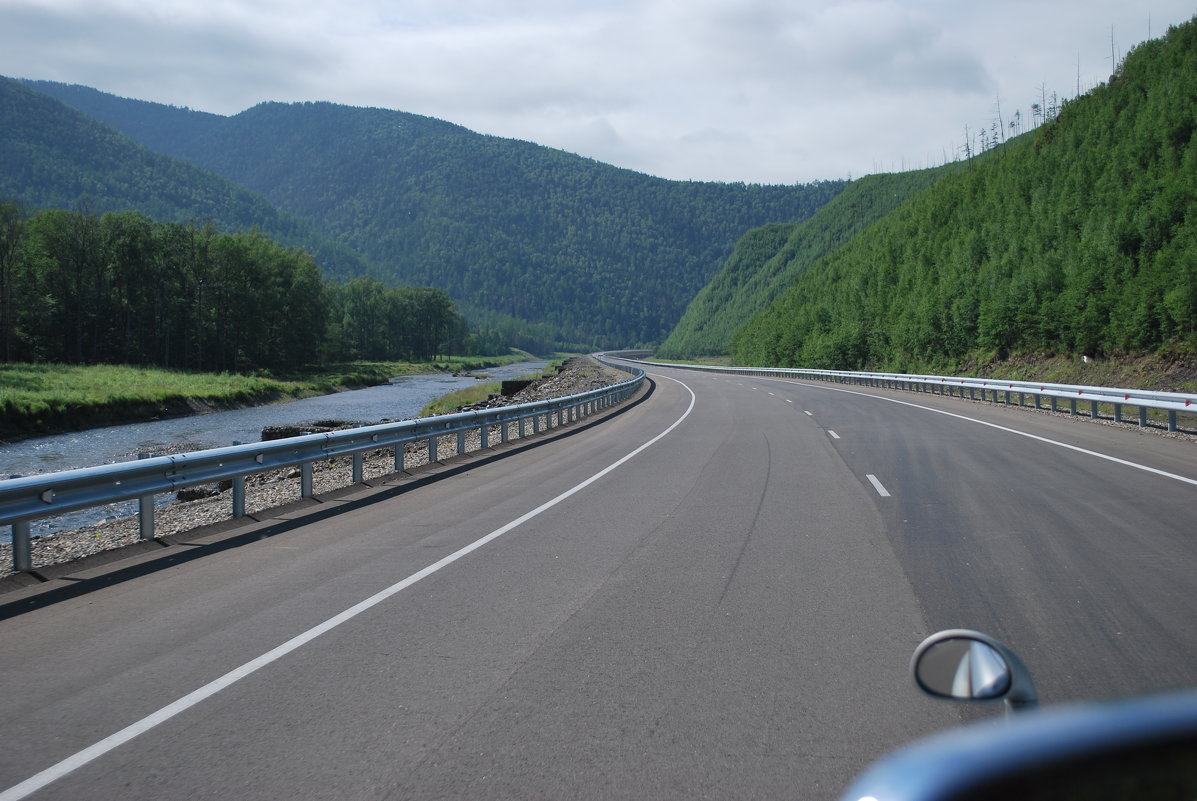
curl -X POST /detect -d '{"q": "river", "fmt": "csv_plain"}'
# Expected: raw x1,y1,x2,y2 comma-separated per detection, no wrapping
1,360,547,539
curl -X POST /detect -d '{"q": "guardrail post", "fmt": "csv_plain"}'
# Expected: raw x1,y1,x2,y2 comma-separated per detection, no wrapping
394,445,405,473
481,423,489,449
429,435,438,462
139,494,155,540
456,431,466,455
1050,397,1058,413
1090,400,1100,419
519,417,527,438
12,521,31,573
1169,410,1178,432
1139,407,1148,428
302,462,314,497
352,452,364,483
232,476,246,518
500,421,509,444
1070,398,1078,415
136,453,157,540
533,415,541,434
1114,404,1123,423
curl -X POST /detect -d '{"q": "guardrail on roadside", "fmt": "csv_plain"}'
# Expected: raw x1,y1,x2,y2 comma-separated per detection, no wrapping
0,362,645,574
631,360,1197,431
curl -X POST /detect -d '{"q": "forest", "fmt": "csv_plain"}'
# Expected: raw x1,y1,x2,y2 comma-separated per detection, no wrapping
0,205,468,372
14,80,844,350
722,19,1197,372
657,167,955,359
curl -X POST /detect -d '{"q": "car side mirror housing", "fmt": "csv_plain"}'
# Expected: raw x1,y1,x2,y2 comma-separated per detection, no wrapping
912,629,1038,713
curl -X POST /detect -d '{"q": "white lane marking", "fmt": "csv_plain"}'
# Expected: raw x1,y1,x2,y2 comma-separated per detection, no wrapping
786,399,794,404
804,410,814,417
866,475,891,497
828,430,841,440
760,378,1197,488
768,392,776,396
0,378,699,801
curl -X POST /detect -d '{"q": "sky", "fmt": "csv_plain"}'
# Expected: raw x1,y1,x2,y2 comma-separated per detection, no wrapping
1,0,1193,184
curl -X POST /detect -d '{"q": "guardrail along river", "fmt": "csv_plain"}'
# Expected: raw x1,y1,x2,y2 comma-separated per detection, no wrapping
0,361,547,539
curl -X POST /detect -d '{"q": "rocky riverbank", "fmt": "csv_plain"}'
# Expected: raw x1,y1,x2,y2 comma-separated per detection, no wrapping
0,356,630,580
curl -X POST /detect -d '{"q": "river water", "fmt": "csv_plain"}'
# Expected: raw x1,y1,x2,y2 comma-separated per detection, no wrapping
1,360,547,539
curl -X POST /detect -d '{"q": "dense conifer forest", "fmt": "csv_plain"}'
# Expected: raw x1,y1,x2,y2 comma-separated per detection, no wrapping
723,19,1197,372
657,168,954,358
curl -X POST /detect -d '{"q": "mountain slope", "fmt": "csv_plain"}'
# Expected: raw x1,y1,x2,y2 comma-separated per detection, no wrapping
21,81,844,348
728,18,1197,371
0,78,372,280
657,167,953,358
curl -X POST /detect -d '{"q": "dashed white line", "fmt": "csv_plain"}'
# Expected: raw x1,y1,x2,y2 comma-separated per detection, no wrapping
786,399,793,404
827,430,841,440
866,474,891,497
755,375,1197,488
804,411,814,417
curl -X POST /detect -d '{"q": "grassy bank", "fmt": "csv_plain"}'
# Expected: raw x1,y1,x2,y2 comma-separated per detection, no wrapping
0,353,540,441
419,382,503,417
418,361,564,417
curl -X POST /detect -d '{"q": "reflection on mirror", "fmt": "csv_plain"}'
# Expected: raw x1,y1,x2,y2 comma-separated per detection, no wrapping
916,637,1011,700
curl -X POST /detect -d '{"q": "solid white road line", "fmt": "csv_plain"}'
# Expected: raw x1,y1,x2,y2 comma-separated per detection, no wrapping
0,378,699,801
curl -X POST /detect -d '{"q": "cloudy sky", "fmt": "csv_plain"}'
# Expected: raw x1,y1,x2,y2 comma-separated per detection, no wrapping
1,0,1193,183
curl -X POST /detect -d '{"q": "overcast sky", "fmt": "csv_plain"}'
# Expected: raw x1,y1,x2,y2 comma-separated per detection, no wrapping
1,1,1193,183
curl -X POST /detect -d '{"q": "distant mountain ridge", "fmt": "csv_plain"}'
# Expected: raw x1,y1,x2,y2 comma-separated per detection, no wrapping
0,77,373,280
14,79,844,349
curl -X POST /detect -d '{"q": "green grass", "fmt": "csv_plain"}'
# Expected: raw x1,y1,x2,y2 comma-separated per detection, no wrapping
420,382,502,417
0,363,286,404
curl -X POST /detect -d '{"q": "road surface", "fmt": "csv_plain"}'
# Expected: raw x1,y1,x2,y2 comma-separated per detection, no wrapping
0,362,1194,800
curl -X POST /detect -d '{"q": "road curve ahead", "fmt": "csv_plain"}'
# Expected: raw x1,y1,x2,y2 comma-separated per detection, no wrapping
1,362,1195,800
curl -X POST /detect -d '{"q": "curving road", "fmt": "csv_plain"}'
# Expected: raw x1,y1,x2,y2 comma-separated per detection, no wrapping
1,362,1195,800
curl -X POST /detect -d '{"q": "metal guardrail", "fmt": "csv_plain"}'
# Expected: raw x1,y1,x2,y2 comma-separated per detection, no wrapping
1,362,645,573
634,360,1197,430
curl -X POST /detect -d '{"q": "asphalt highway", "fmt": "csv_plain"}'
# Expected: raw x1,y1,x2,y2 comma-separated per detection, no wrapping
0,362,1195,800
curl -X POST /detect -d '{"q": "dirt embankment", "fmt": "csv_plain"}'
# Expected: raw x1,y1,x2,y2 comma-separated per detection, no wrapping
959,351,1197,393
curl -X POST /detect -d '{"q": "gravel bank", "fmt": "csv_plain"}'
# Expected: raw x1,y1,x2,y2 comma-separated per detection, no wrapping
0,357,630,580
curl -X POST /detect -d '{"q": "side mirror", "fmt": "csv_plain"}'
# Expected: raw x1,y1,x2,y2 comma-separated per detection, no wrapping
912,630,1038,713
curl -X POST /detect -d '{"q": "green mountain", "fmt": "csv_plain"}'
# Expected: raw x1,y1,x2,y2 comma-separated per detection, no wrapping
723,18,1197,372
0,78,372,280
657,168,953,358
19,80,844,349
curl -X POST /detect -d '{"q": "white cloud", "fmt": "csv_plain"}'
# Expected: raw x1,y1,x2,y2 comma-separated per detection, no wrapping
0,0,1193,182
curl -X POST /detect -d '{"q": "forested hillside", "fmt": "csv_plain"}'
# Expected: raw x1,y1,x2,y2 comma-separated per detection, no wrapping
0,78,372,281
728,19,1197,372
21,81,843,349
657,168,953,358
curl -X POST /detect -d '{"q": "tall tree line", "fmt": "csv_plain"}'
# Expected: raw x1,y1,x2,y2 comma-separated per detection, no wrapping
0,205,469,371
